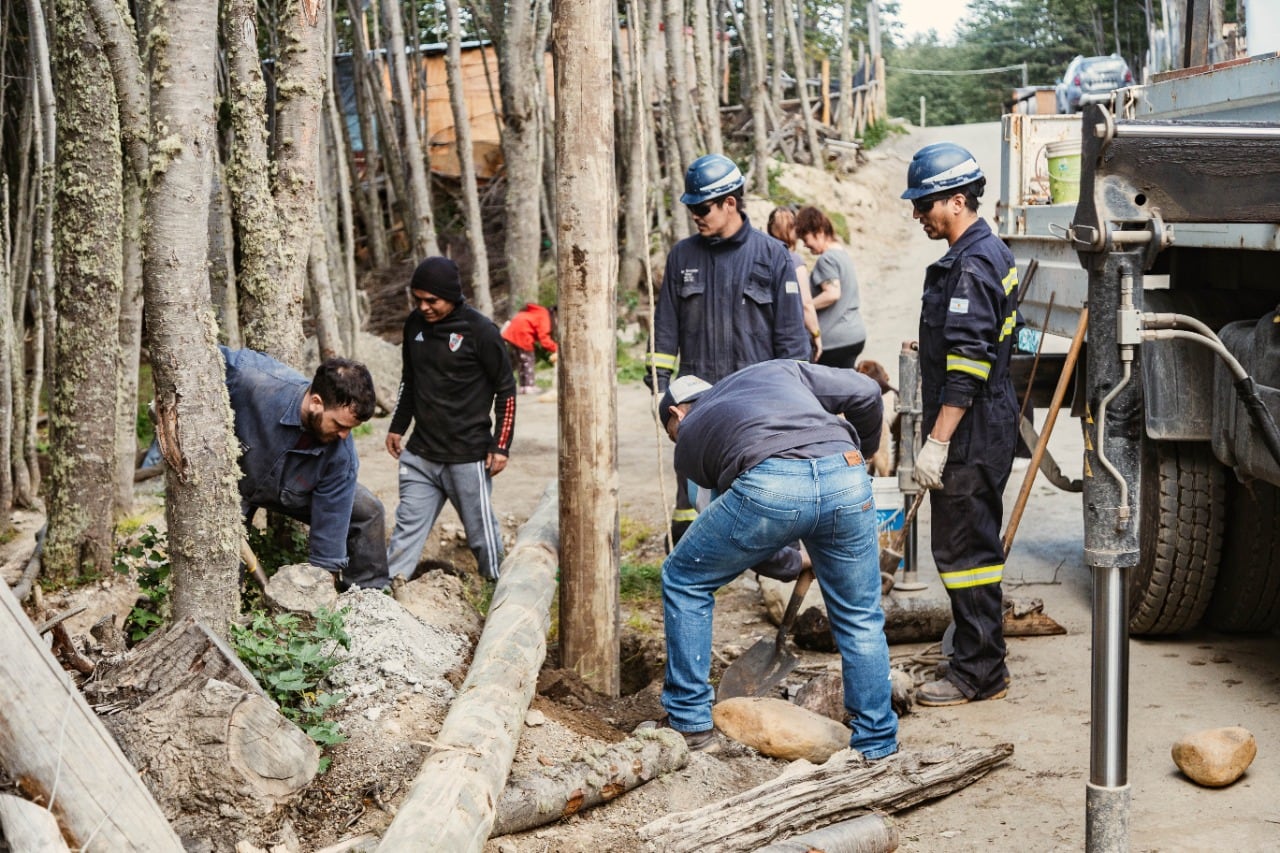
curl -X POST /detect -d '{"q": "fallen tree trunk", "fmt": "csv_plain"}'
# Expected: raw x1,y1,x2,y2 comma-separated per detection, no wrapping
0,576,182,850
491,728,688,837
90,618,318,847
792,595,1065,652
639,744,1013,852
377,482,560,852
755,813,899,852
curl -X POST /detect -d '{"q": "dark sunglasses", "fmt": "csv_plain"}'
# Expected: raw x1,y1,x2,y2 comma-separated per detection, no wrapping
687,199,721,217
912,195,950,214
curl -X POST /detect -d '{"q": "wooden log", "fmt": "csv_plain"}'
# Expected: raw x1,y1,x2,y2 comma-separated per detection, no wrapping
490,728,689,837
0,793,72,852
638,744,1013,852
756,813,900,852
792,595,1065,652
376,482,560,852
90,617,318,842
0,575,182,851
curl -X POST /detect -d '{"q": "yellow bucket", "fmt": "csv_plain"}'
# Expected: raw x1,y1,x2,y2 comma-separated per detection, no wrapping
1046,140,1082,204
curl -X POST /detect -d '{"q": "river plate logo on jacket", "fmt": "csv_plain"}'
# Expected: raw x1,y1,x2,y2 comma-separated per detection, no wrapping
449,333,464,352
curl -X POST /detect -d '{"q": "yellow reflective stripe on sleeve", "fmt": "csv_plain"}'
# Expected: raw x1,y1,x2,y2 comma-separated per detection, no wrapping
997,310,1018,342
645,352,677,370
946,354,992,380
672,508,698,523
939,563,1004,589
1002,267,1018,295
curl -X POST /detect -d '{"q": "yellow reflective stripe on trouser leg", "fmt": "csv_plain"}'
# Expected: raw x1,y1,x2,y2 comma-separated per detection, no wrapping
946,354,991,380
939,563,1004,589
672,508,698,523
645,351,677,370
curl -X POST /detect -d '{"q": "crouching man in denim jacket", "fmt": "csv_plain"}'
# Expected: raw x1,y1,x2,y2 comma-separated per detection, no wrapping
222,346,390,590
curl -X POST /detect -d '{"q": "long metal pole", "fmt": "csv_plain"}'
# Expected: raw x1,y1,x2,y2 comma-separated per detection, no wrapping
1082,251,1145,852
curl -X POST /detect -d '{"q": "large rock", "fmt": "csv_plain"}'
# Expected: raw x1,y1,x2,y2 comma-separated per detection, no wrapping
392,572,484,640
265,563,339,614
1172,726,1257,787
795,670,916,720
712,696,850,762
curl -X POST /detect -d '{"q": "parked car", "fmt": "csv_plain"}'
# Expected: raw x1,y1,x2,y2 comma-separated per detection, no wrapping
1055,54,1134,113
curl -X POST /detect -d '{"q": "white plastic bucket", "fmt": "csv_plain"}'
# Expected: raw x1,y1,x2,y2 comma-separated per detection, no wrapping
872,478,904,569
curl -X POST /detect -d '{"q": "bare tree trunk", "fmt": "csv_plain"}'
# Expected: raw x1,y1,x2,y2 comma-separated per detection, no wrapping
309,217,342,360
381,0,438,260
45,0,123,583
769,0,785,107
743,0,772,192
690,0,722,152
146,0,242,639
445,0,494,315
87,0,151,518
555,0,620,697
342,22,390,270
324,19,360,356
784,0,822,163
26,0,55,502
0,178,13,513
6,88,36,509
837,0,854,139
268,0,328,367
664,0,698,172
485,0,545,308
618,0,651,293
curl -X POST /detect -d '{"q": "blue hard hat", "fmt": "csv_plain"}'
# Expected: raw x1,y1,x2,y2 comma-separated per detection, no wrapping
681,154,745,205
901,142,985,200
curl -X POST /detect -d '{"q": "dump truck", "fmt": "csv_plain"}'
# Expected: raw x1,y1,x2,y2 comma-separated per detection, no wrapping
998,52,1280,637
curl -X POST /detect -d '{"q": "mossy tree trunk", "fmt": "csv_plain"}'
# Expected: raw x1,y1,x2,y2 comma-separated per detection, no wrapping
225,0,326,368
86,0,151,518
45,0,124,583
145,0,242,639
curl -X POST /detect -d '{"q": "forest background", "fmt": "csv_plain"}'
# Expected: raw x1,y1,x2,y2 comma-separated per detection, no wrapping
0,0,1214,637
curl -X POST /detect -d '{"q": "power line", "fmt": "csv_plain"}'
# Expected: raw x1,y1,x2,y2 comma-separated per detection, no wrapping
886,63,1027,76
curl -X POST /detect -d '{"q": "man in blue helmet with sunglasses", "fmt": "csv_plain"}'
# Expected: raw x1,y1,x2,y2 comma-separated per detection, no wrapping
902,142,1019,707
645,154,810,545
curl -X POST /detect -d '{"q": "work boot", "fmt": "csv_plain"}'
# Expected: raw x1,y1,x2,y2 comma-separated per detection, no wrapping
916,677,1008,707
638,717,719,752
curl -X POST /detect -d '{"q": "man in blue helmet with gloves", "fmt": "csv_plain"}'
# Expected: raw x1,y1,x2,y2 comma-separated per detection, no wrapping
902,142,1019,707
645,153,810,545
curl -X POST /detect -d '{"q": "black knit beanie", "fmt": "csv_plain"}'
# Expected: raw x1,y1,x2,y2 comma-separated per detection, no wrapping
410,257,463,303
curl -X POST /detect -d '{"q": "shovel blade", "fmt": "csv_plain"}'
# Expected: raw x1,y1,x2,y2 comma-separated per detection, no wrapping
716,637,799,702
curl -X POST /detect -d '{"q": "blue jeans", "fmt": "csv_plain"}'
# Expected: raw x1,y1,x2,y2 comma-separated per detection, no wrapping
661,453,898,759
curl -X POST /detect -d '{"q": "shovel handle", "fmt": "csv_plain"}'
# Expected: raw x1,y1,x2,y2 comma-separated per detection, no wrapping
775,568,815,651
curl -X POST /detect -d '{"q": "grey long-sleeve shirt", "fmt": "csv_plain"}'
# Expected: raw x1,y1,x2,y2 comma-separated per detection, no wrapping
674,359,883,493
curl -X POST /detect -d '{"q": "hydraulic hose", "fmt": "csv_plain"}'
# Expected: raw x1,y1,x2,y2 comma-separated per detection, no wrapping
1141,325,1280,472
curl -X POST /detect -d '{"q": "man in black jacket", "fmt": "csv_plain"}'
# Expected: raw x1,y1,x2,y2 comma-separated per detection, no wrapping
386,257,516,582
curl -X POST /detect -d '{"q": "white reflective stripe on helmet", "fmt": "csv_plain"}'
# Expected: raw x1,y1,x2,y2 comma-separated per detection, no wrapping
699,165,744,195
925,157,981,187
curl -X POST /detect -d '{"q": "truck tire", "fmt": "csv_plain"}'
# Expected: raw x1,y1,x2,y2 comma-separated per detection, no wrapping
1128,441,1225,635
1205,479,1280,632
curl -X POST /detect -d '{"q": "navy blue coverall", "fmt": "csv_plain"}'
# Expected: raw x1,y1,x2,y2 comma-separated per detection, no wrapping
646,212,810,540
919,218,1019,699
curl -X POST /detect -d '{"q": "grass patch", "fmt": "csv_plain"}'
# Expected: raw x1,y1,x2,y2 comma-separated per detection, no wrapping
617,341,650,384
829,210,851,244
0,526,17,546
767,162,805,208
860,118,907,151
620,560,662,601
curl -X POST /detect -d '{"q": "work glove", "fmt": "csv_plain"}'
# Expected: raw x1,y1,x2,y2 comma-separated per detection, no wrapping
914,436,950,489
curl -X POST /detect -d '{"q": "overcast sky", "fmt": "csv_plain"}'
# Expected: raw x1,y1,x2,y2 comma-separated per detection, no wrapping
893,0,970,43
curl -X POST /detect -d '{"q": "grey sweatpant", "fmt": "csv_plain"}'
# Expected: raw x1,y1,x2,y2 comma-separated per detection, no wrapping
387,448,504,581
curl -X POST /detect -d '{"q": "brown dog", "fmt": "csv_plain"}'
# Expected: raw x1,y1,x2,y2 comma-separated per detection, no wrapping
856,360,900,477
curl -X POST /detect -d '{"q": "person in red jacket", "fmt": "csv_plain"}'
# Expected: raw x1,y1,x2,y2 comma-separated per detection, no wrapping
501,303,558,394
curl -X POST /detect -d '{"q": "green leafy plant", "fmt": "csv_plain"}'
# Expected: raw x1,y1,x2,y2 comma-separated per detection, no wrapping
246,520,309,575
113,524,172,643
230,607,351,767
